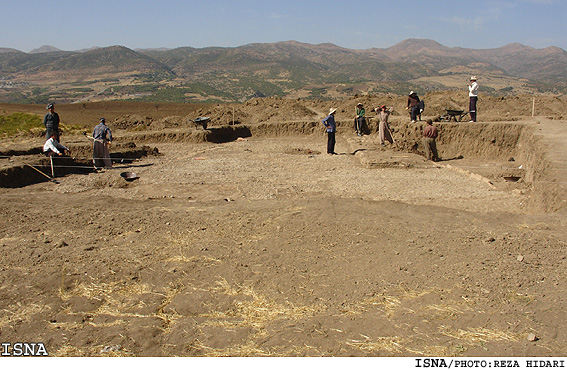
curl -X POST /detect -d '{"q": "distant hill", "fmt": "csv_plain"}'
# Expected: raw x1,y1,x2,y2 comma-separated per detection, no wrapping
0,48,21,54
44,45,173,75
1,39,566,104
29,45,62,54
380,39,567,83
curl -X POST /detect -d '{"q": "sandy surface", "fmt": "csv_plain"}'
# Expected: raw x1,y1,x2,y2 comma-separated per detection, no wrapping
1,94,567,357
1,121,567,357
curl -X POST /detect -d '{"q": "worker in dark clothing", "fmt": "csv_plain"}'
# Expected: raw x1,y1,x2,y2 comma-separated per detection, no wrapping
354,103,365,136
322,108,338,155
43,103,60,141
406,91,421,123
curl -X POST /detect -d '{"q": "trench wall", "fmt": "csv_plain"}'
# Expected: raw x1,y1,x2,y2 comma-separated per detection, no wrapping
2,120,564,213
245,119,564,213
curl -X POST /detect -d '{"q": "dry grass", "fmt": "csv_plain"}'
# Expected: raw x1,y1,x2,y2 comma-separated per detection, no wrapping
46,272,529,356
0,302,49,327
184,278,327,356
339,286,442,317
54,344,134,357
59,280,152,301
207,278,326,328
346,335,408,354
438,325,525,345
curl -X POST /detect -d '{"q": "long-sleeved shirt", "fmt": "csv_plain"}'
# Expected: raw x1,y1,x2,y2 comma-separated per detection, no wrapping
43,112,60,129
378,110,390,123
469,82,479,97
423,125,438,139
322,114,336,133
356,107,365,118
407,95,420,108
92,123,113,142
43,137,69,154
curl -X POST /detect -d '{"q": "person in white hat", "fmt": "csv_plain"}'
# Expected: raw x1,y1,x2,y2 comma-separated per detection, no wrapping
468,76,479,122
322,108,338,154
406,91,421,123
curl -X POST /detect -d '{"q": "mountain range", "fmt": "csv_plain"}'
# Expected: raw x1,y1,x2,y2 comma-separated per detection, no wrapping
1,39,566,104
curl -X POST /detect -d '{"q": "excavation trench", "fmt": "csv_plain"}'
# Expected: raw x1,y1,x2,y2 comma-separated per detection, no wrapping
1,120,564,213
0,144,159,188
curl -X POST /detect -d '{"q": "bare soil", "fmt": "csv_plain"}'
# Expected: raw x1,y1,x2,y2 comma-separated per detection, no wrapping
1,96,567,357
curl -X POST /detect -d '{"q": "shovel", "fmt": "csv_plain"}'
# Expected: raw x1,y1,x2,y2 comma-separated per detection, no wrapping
23,161,61,184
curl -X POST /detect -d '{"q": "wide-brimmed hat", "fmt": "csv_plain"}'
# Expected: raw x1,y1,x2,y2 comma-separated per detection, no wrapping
46,103,54,109
470,76,477,81
409,91,415,95
329,108,337,114
356,103,363,106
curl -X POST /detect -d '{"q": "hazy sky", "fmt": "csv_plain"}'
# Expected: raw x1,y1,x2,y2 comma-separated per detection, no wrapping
2,0,565,52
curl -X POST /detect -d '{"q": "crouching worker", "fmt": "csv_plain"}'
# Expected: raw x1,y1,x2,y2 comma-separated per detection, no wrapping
92,117,113,170
43,131,69,157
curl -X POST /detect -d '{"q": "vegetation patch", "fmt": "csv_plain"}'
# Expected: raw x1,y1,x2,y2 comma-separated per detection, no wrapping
0,112,83,137
0,112,43,136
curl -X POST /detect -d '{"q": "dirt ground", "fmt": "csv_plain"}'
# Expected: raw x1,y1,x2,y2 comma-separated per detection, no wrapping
1,96,567,357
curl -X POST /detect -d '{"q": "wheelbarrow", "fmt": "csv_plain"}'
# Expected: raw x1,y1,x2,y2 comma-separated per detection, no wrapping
190,117,210,130
439,109,470,122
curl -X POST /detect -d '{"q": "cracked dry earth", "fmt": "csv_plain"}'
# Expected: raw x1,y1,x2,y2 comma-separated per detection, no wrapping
1,133,566,357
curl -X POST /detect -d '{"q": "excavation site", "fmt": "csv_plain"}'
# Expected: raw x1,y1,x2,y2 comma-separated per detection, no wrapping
0,93,566,357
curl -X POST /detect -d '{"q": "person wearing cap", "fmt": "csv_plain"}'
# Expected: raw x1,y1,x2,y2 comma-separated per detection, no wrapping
322,108,338,155
375,105,394,146
468,76,479,122
422,119,439,162
92,118,113,169
43,103,60,141
406,91,421,123
354,103,365,136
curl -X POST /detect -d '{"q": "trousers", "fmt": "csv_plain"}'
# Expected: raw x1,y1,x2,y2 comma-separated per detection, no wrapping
423,137,439,161
327,131,336,154
469,96,478,122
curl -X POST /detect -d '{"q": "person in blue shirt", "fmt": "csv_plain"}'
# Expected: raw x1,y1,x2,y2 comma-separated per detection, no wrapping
92,118,113,169
322,108,337,155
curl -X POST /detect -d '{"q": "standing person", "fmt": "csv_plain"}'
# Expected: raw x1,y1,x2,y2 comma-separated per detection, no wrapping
92,118,113,169
468,76,479,122
422,119,439,162
406,91,421,123
322,108,337,155
375,105,394,146
354,103,365,136
43,103,60,141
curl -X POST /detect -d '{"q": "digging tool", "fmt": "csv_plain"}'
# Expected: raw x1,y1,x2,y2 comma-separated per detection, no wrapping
385,124,396,144
50,156,55,178
23,161,61,184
